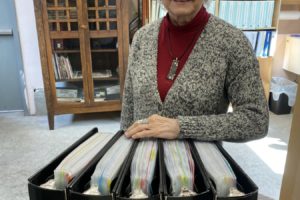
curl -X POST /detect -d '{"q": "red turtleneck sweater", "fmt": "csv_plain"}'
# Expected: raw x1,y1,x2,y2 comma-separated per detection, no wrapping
157,6,210,102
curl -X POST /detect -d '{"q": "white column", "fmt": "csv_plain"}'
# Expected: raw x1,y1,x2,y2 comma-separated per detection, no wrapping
14,0,44,115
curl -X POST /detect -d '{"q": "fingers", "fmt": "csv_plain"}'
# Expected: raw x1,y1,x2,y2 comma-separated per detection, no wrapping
124,115,180,140
125,123,149,138
131,129,154,139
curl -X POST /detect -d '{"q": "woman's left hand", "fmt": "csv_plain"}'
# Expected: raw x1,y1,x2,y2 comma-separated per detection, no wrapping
124,114,180,139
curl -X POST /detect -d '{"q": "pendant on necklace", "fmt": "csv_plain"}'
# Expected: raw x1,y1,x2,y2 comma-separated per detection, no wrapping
167,58,179,80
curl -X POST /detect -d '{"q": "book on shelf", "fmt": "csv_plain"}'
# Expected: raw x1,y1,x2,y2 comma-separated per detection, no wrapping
219,0,275,29
94,85,120,101
243,31,259,50
57,97,84,102
129,16,140,42
94,87,106,99
56,88,78,98
52,55,59,79
56,87,84,102
243,30,275,57
53,53,74,80
105,85,120,100
92,70,112,78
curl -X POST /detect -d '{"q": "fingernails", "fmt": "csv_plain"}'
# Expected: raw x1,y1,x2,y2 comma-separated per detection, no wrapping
124,131,129,137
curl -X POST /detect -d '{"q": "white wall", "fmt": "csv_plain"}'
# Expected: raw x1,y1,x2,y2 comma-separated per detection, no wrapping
272,5,300,81
14,0,43,115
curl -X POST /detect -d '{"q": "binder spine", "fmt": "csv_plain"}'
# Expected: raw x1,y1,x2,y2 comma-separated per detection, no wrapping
158,139,167,199
28,127,99,200
67,130,127,200
114,139,139,198
114,139,161,200
190,141,258,200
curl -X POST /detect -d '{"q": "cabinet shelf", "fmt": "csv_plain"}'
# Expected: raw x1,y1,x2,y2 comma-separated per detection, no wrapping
91,49,118,53
90,31,118,38
56,76,119,82
87,6,117,10
54,50,80,53
48,19,78,23
47,7,77,10
50,32,79,39
55,78,83,82
241,27,277,31
93,77,119,81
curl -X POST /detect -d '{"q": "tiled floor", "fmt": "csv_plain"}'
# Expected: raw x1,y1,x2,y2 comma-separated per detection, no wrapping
0,111,293,200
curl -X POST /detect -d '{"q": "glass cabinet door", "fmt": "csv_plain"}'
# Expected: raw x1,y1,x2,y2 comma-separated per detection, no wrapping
87,0,120,102
46,0,85,103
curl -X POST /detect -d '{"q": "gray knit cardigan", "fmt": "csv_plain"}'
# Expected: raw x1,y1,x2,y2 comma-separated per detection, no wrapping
120,15,269,142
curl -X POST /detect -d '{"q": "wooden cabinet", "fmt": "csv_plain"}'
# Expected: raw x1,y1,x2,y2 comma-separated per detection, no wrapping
34,0,129,129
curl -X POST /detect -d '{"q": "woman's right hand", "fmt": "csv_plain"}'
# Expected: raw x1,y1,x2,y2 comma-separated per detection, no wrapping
124,114,180,140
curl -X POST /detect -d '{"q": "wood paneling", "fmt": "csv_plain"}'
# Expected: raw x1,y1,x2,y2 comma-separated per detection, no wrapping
258,57,273,101
281,0,300,5
278,20,300,34
280,76,300,200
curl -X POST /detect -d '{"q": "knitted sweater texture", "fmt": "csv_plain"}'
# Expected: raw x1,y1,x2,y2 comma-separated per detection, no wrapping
120,15,269,142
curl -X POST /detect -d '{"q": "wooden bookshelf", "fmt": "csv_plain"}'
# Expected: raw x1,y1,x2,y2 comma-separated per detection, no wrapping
34,0,130,130
258,57,273,100
281,0,300,5
279,78,300,200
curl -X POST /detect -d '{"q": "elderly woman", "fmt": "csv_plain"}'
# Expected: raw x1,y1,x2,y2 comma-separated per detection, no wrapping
121,0,269,141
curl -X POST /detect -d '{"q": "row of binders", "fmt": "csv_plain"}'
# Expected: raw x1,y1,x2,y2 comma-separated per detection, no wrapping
206,0,275,29
243,30,275,57
28,128,258,200
219,0,275,29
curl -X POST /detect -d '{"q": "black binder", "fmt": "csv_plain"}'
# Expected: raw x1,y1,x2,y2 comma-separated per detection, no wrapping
114,140,161,200
159,140,212,200
189,142,258,200
28,128,259,200
68,138,138,200
28,128,123,200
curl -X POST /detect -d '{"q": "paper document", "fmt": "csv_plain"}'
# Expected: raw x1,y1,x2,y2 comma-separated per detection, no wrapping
130,139,158,198
163,140,195,196
90,135,133,195
194,142,244,197
53,133,113,189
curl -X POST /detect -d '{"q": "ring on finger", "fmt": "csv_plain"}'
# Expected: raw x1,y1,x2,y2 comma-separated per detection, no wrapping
136,118,148,124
